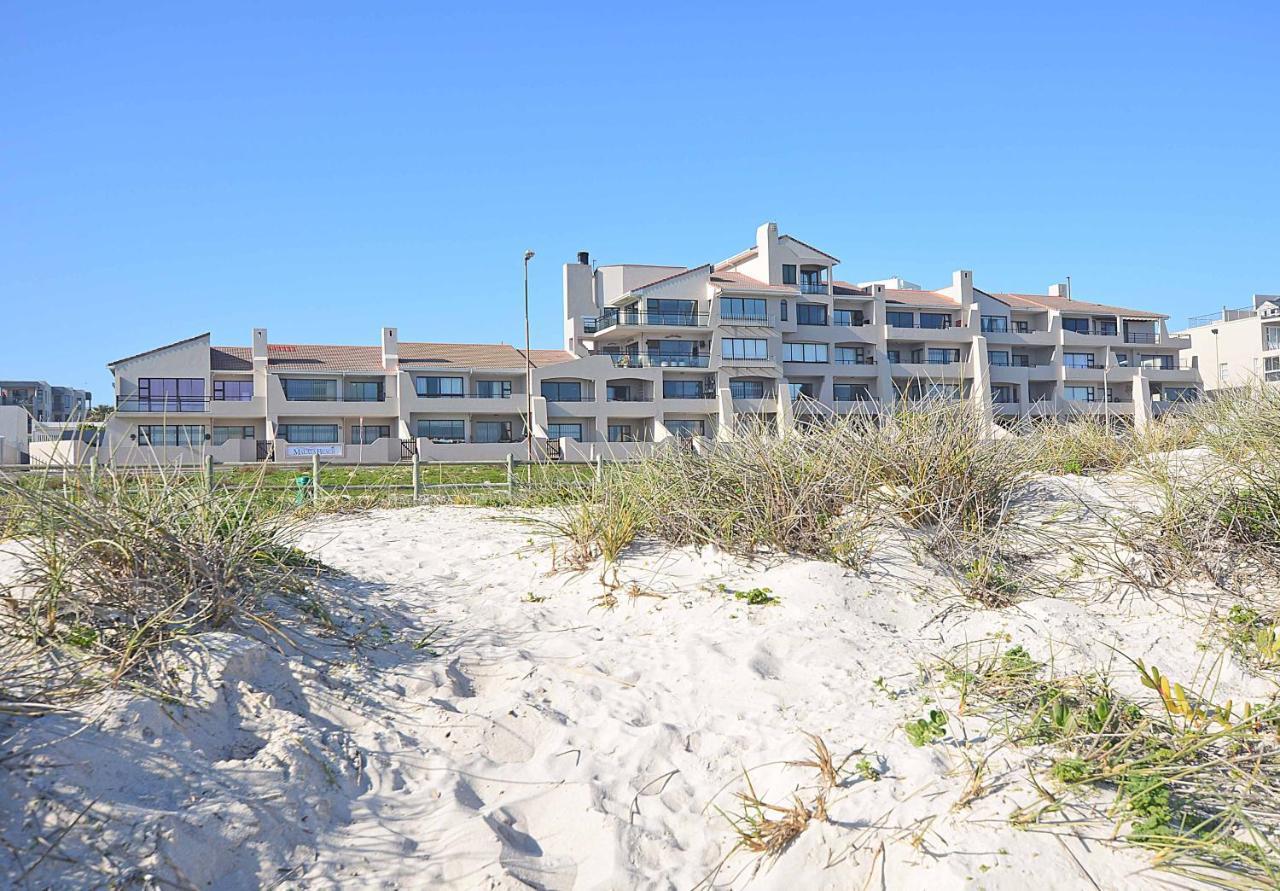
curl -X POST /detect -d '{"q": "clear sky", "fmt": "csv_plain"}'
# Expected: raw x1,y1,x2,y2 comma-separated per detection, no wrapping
3,2,1278,401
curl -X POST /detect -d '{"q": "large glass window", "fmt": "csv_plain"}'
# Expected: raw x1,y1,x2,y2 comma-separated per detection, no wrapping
781,264,797,285
279,424,339,443
1265,327,1280,351
646,299,697,325
989,350,1010,366
921,348,960,364
729,379,766,399
722,338,768,361
721,297,767,322
1140,354,1174,369
1063,352,1095,368
833,383,870,402
415,376,463,397
666,419,705,438
137,424,205,446
1093,319,1118,336
476,379,512,398
212,425,254,445
834,347,868,365
349,424,391,444
1064,386,1095,402
212,380,253,401
474,421,514,443
886,310,914,328
608,424,634,442
135,378,205,412
281,378,338,401
991,385,1016,404
919,313,951,329
834,309,865,326
417,419,465,441
981,316,1009,333
886,349,901,363
663,379,706,399
783,342,828,363
1063,317,1091,334
547,423,583,441
796,303,828,326
541,381,584,401
344,380,384,402
789,382,816,399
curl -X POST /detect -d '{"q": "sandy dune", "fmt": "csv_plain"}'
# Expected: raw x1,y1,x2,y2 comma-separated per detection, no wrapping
3,501,1267,889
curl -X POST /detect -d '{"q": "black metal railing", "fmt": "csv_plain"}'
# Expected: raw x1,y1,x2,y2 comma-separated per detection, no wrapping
606,394,653,402
800,282,828,294
606,353,711,368
541,394,593,402
1124,332,1158,344
593,309,709,329
834,357,876,365
721,313,770,325
415,391,515,399
116,395,209,412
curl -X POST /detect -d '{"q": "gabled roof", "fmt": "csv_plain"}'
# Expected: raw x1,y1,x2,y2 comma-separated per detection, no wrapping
263,344,385,372
211,347,252,371
883,289,960,309
107,332,210,368
991,293,1165,320
399,342,527,369
710,270,799,293
780,234,840,263
832,281,871,297
625,264,708,295
521,349,577,366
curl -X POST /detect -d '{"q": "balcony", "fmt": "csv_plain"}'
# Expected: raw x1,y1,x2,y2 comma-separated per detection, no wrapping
1124,332,1159,344
116,395,208,413
834,356,877,365
590,309,709,330
800,282,828,294
605,353,710,368
721,313,770,326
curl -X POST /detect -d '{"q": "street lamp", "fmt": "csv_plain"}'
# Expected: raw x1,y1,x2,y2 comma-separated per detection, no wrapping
1210,327,1220,390
524,250,535,466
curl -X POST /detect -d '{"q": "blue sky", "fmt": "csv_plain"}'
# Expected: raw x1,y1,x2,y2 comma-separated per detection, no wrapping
3,2,1277,400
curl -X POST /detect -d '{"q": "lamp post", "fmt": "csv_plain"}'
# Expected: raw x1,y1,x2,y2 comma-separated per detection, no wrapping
524,250,535,466
1211,327,1220,390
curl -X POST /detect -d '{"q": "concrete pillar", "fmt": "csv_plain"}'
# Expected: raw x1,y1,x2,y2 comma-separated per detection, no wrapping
777,383,795,436
1133,370,1154,432
715,387,735,440
970,335,996,436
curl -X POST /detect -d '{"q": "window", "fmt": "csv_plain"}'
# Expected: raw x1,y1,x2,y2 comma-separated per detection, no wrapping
905,382,961,400
1063,353,1096,368
1014,320,1031,333
1115,353,1130,367
415,376,463,397
886,310,914,328
547,423,583,441
211,425,254,445
834,347,866,364
781,264,797,285
349,424,391,444
886,349,901,363
796,303,828,326
919,313,951,329
722,297,767,322
137,424,205,446
663,379,707,399
1165,387,1200,402
474,421,514,443
981,316,1008,333
722,338,768,361
833,309,865,326
1265,327,1280,350
136,378,205,412
608,424,634,442
646,298,698,324
1063,317,1091,334
279,424,339,443
1265,357,1280,382
780,300,788,321
1013,354,1031,367
282,378,338,401
788,382,816,399
345,380,384,402
989,351,1010,366
800,269,825,293
730,379,766,399
1093,320,1118,336
783,342,829,363
541,381,584,401
1064,386,1095,402
1140,354,1174,370
476,379,512,398
647,340,698,359
212,380,253,401
834,383,870,402
991,385,1016,404
920,348,960,364
606,384,632,402
417,419,464,441
666,419,705,438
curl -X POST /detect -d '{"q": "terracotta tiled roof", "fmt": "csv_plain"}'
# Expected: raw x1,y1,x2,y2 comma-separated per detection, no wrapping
258,344,385,372
210,347,252,371
399,342,528,368
709,270,799,293
832,281,871,297
991,293,1165,320
883,289,960,309
522,349,577,366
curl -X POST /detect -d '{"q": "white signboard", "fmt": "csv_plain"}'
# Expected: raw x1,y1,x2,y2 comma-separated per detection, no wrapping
285,445,343,458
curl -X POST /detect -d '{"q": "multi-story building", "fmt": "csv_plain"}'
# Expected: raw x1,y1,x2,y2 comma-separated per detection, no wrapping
1178,295,1280,391
0,380,92,422
101,222,1200,465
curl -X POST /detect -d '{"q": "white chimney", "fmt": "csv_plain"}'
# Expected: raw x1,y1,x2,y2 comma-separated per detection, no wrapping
381,326,399,371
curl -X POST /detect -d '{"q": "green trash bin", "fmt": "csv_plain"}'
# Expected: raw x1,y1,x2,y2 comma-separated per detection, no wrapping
294,474,311,505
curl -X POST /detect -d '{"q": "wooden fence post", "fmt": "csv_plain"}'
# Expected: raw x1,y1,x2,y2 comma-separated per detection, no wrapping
506,453,515,497
595,454,603,484
88,455,99,494
311,454,320,501
412,453,421,499
204,454,214,494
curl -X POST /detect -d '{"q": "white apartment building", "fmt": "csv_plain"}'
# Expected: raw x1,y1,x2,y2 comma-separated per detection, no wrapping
0,380,92,423
101,222,1200,466
1179,295,1280,391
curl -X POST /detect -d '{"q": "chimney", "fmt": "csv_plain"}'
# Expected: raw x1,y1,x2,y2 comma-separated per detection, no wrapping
1048,283,1070,299
381,326,399,371
756,221,779,283
577,251,590,265
252,328,268,361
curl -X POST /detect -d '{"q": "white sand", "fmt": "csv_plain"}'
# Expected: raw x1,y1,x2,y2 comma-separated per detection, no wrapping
3,496,1269,889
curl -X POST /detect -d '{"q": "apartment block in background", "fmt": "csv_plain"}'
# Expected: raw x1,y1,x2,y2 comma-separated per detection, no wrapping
0,380,92,422
1179,295,1280,391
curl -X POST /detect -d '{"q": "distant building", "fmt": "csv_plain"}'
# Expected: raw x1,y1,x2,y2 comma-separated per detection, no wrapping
0,405,30,464
0,380,92,422
1178,296,1280,391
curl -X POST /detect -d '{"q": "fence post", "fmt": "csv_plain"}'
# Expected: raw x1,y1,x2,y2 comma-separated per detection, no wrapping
595,454,603,484
506,453,515,497
412,452,421,499
204,454,214,494
311,454,320,501
88,454,99,494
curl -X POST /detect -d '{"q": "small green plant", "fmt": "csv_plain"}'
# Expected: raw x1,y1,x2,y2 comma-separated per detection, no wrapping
732,587,778,606
855,757,881,782
522,592,547,604
905,709,948,746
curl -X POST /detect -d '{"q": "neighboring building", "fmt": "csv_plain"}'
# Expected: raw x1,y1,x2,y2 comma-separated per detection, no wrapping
1178,295,1280,391
102,222,1200,465
0,380,92,422
0,405,31,464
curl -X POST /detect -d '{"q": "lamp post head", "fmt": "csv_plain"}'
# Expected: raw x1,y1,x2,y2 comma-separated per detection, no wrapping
524,250,535,262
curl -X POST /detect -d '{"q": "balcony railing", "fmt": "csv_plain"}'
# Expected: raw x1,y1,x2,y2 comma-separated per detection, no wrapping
605,353,711,368
592,309,709,329
834,357,876,365
800,282,828,294
116,395,209,412
722,313,770,325
664,391,715,399
1124,332,1159,344
542,394,593,403
415,391,514,399
888,319,955,330
606,394,653,402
